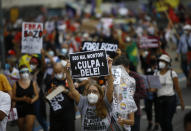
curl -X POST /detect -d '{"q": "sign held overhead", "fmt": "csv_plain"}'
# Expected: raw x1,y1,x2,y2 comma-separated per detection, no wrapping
21,22,43,54
81,41,118,57
69,50,109,78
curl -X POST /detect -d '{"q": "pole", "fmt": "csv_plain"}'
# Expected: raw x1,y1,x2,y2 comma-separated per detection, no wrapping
0,0,5,69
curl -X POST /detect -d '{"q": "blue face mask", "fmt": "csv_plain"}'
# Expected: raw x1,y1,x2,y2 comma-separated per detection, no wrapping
61,48,68,55
5,64,10,70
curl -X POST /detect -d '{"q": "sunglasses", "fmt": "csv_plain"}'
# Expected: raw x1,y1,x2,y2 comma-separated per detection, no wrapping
20,70,29,74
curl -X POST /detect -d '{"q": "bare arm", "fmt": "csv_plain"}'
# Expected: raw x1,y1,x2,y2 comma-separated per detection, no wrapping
118,112,135,126
31,81,39,104
0,111,6,121
65,64,80,104
173,77,185,110
105,57,114,103
41,49,47,72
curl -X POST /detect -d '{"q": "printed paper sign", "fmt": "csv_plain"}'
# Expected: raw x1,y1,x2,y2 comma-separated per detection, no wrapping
21,22,43,54
112,68,122,85
81,41,118,57
69,50,109,78
139,36,159,48
8,108,18,122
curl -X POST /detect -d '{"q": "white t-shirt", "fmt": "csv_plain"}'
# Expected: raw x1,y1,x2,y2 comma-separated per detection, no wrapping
154,70,177,97
0,91,11,131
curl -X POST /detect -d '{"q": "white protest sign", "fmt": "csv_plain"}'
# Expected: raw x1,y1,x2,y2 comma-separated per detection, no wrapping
112,68,122,85
69,50,109,78
21,22,43,54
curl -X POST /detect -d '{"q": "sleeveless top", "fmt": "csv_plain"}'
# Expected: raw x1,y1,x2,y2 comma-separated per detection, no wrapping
16,81,34,106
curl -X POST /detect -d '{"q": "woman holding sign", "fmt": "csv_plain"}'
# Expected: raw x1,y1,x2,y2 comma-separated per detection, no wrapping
64,58,116,131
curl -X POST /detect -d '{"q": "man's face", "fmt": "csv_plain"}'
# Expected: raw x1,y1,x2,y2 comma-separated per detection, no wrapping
185,123,191,131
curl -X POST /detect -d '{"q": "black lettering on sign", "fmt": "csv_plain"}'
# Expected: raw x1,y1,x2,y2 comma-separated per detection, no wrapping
69,50,109,78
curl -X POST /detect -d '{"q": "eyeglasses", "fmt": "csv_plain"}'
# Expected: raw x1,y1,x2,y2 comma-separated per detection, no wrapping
87,89,99,94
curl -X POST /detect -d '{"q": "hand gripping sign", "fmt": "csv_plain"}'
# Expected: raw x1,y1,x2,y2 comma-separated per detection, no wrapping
21,22,43,54
112,65,137,117
69,50,109,78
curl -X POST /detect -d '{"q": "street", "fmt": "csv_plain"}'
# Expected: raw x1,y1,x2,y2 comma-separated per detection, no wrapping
6,74,191,131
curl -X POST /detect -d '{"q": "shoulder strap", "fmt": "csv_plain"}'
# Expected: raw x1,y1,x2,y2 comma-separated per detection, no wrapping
169,69,175,90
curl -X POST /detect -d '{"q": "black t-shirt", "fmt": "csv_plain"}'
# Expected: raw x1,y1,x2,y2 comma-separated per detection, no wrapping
46,78,75,120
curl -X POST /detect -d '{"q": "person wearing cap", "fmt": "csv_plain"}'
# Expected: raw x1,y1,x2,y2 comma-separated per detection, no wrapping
177,24,191,83
154,54,185,131
12,65,39,131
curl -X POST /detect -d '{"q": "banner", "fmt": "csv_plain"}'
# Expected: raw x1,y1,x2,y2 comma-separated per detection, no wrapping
155,0,179,12
139,36,159,49
21,22,43,54
69,50,109,78
81,41,118,57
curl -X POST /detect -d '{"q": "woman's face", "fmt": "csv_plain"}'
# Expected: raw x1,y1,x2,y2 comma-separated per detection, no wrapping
87,85,100,97
19,68,30,80
87,85,100,104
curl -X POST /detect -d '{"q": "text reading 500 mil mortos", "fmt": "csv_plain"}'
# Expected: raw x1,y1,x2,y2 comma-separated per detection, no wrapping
70,50,109,78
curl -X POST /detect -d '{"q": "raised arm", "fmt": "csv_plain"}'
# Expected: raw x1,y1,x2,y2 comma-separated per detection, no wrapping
105,57,114,103
64,62,80,104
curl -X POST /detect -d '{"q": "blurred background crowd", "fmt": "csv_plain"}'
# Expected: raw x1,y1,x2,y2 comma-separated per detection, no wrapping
0,0,191,131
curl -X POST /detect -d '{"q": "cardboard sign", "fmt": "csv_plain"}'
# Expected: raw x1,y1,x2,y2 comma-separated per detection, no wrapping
141,75,162,89
69,50,109,78
46,86,66,101
21,22,43,54
81,41,118,57
139,36,159,49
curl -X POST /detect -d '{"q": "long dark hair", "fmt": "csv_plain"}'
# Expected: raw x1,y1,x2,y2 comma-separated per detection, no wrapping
85,83,108,119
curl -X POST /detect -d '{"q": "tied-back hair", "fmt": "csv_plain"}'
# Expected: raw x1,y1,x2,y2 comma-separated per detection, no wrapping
85,83,108,119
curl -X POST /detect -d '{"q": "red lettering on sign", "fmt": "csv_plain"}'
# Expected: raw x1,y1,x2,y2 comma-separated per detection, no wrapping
37,24,42,30
32,24,36,30
24,24,28,30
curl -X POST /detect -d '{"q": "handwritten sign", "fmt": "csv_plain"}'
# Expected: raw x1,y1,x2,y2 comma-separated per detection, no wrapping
21,22,43,54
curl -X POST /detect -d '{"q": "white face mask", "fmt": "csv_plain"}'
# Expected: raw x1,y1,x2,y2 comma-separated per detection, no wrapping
55,73,63,80
48,51,54,57
159,61,166,69
87,93,99,104
30,64,37,71
21,73,30,80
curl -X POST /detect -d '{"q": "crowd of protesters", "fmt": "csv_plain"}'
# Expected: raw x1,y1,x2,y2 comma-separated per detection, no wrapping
0,1,191,131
